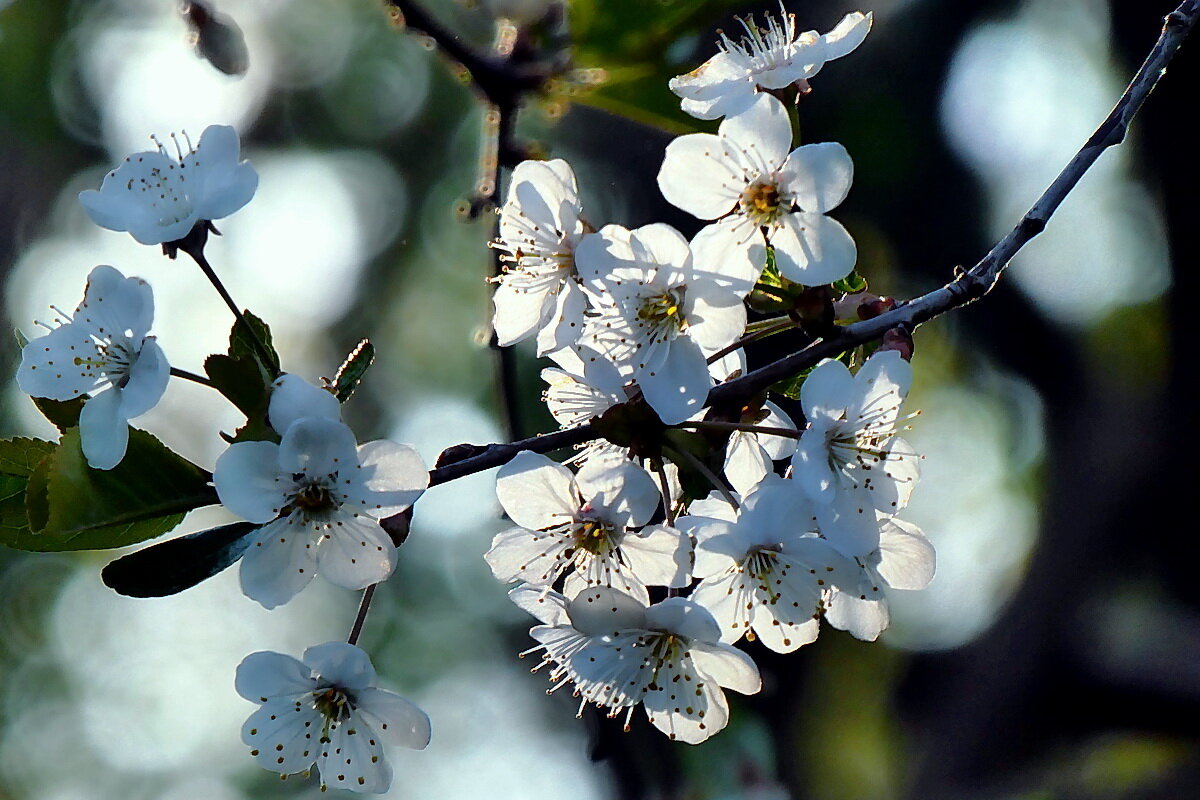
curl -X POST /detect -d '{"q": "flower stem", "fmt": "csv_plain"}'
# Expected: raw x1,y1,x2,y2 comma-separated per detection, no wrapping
706,317,797,365
347,584,377,647
668,444,740,511
169,367,214,387
186,249,277,375
673,420,803,439
652,461,676,528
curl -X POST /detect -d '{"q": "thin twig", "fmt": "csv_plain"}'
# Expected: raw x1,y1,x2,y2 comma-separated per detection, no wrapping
169,367,214,387
186,249,277,374
380,2,1200,530
347,583,377,646
674,421,802,439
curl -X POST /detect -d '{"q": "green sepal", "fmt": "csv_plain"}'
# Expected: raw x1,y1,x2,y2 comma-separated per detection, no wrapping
32,395,86,432
333,339,374,403
12,427,216,552
102,521,258,597
0,437,56,550
833,271,868,294
14,328,29,349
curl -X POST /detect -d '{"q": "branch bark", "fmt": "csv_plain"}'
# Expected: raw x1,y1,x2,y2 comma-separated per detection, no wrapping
384,0,1199,519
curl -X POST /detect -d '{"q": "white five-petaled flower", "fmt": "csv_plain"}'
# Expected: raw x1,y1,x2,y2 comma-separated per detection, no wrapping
790,349,921,556
17,265,169,470
214,416,428,609
577,222,746,425
236,642,430,793
658,92,858,292
823,516,935,642
512,585,761,743
670,8,873,120
486,451,691,603
491,158,591,356
678,477,861,652
79,124,258,246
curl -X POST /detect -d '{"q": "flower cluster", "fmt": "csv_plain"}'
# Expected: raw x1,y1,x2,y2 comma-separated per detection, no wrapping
15,126,431,793
487,6,935,744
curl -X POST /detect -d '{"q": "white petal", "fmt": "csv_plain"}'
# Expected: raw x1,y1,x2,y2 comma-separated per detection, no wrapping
681,518,746,577
268,374,341,433
690,570,751,642
853,349,912,424
758,401,798,460
720,93,792,170
724,434,771,498
236,651,314,701
814,493,884,557
643,655,729,744
239,518,318,609
118,337,170,419
347,440,428,517
492,276,554,348
566,586,648,636
189,125,259,220
508,584,570,626
824,589,889,641
316,715,393,793
800,358,856,421
535,278,587,356
78,388,129,470
303,641,377,689
278,417,359,477
822,11,872,62
657,133,744,220
791,430,839,504
576,456,660,529
781,142,853,214
629,223,693,286
771,211,857,286
75,265,155,340
242,699,320,775
644,596,721,642
638,337,711,426
621,525,693,588
875,517,935,590
690,640,761,694
484,525,573,585
690,218,766,298
496,451,578,530
214,440,289,523
685,279,747,353
354,687,431,749
17,323,103,400
315,515,398,590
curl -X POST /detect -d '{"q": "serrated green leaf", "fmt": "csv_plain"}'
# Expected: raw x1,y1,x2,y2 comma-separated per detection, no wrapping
333,339,374,403
0,438,56,550
32,395,85,432
16,427,217,552
229,311,281,377
833,271,868,294
101,521,258,597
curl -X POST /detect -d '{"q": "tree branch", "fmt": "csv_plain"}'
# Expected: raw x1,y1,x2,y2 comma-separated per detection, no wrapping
384,0,1198,522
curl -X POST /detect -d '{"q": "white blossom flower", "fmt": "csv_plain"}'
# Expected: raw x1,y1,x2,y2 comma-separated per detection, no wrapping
512,585,760,743
657,92,857,290
236,642,430,793
707,353,798,496
790,350,921,557
214,417,428,609
823,517,935,641
79,124,258,246
541,345,629,430
577,222,746,425
678,477,860,651
486,451,690,602
670,8,873,120
16,265,169,470
491,159,590,355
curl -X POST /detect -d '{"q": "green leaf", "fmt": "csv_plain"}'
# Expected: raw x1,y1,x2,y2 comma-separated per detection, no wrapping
229,311,281,377
0,437,56,550
204,353,269,419
15,427,217,552
101,521,258,597
333,339,374,403
32,395,85,432
833,271,868,294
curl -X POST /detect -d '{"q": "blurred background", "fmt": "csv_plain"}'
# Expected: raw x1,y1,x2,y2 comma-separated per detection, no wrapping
0,0,1195,798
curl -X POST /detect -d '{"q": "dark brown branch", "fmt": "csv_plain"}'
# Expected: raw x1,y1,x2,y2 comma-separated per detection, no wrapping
381,0,1199,527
